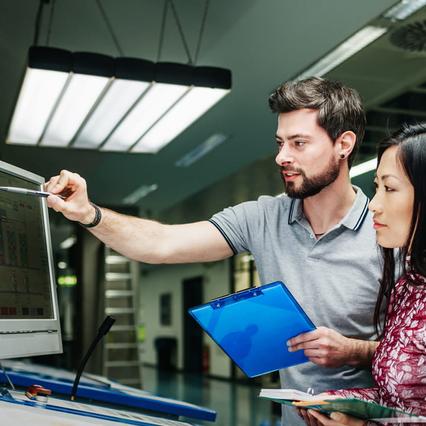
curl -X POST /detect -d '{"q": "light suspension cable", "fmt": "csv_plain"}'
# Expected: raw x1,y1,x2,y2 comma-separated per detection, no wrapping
95,0,124,56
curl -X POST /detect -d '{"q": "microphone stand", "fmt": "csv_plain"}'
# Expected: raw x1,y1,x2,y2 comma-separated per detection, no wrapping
70,315,115,401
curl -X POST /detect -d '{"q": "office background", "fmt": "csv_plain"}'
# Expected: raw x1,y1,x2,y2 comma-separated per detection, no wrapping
0,1,425,424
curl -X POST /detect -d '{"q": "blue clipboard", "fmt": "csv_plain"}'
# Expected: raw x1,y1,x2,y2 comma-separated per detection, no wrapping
189,281,316,378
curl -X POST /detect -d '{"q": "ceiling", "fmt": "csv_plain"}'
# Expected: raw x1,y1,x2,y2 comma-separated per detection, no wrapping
1,0,425,227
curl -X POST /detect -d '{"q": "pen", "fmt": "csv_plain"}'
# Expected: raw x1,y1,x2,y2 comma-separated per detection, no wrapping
0,186,64,199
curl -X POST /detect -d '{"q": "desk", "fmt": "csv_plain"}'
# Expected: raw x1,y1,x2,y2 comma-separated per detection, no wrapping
0,361,216,422
0,389,194,425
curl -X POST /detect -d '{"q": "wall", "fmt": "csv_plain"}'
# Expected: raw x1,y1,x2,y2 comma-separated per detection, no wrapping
138,259,232,378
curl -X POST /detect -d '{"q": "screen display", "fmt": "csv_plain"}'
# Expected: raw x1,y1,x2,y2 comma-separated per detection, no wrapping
0,173,53,319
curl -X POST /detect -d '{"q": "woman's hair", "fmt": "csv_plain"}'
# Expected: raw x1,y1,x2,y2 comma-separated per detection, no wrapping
374,123,426,336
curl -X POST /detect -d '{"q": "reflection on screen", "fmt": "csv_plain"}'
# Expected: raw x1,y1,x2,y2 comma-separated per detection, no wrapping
0,173,53,319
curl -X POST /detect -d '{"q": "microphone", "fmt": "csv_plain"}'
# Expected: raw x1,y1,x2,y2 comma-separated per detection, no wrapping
70,315,115,401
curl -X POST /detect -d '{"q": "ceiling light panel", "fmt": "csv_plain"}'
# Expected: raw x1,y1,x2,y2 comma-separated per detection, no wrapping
349,157,377,178
73,79,150,149
40,73,110,147
122,183,159,204
132,86,229,153
297,26,387,79
175,133,228,167
7,68,69,145
7,47,232,153
101,83,189,152
384,0,426,20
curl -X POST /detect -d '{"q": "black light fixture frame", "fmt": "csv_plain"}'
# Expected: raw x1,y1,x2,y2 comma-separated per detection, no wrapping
28,46,231,90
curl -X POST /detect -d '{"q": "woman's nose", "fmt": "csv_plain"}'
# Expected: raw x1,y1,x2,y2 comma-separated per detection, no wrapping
369,193,381,214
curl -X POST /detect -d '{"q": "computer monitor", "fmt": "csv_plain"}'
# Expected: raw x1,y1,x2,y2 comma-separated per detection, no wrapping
0,160,62,358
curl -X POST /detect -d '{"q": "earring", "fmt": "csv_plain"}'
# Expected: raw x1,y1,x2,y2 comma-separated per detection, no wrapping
340,154,345,159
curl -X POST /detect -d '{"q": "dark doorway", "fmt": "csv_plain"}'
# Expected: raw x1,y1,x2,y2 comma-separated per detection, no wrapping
182,276,203,373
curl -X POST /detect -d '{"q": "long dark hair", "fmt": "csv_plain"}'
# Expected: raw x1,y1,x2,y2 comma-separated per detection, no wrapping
373,123,426,336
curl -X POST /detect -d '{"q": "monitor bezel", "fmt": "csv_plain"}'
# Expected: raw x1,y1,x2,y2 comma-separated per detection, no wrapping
0,160,62,357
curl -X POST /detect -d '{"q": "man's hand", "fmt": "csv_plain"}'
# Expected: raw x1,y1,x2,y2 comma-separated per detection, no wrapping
301,409,366,426
287,327,377,368
45,170,95,225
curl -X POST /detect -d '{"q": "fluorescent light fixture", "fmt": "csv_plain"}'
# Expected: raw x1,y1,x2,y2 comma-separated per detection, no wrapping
175,133,228,167
122,184,158,205
297,26,387,79
383,0,426,20
59,235,77,250
7,48,232,153
102,83,189,152
73,57,155,149
349,157,377,178
132,86,229,153
40,51,114,147
73,79,150,149
7,69,69,144
7,47,71,145
41,73,110,147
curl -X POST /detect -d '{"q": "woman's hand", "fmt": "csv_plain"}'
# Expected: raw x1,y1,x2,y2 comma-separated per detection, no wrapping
300,409,366,426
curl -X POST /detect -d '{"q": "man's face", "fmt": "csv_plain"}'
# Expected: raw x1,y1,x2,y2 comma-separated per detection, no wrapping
275,109,340,199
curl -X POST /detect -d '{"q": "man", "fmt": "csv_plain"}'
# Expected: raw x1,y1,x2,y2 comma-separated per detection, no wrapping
47,77,381,425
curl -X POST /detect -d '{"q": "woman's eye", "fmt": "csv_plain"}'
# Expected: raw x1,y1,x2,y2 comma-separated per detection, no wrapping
384,186,394,192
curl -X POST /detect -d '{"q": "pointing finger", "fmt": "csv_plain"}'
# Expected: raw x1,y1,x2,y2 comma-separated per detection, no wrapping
45,175,60,192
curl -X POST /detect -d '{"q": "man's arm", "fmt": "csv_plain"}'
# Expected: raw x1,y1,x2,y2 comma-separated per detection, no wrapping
46,170,233,264
287,327,379,368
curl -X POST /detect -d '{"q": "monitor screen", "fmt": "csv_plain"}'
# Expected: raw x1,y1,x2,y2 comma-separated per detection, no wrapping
0,161,62,359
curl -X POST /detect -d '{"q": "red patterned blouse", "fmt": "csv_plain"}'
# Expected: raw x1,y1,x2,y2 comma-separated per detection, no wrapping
329,266,426,423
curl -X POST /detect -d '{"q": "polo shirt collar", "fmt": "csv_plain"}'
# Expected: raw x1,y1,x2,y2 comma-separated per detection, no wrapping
287,186,369,231
287,198,303,225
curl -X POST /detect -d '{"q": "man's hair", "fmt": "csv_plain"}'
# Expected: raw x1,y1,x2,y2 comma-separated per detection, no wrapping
268,77,366,168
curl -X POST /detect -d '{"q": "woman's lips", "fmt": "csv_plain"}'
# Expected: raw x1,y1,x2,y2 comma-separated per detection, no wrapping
373,221,386,229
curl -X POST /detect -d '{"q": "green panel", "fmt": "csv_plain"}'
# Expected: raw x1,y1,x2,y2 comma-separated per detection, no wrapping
352,170,376,199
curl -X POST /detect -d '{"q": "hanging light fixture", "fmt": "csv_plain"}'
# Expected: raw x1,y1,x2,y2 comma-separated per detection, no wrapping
7,46,231,153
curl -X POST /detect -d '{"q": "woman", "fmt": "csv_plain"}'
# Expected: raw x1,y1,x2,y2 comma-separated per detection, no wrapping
302,123,426,426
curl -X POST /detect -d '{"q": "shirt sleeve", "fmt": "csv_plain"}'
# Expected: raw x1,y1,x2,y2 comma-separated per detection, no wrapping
325,388,387,425
326,387,380,403
209,199,263,255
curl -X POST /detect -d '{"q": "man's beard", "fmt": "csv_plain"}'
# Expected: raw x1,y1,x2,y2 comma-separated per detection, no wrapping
280,157,340,199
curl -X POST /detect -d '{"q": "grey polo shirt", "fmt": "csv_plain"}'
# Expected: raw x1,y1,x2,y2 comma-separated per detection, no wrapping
210,187,382,426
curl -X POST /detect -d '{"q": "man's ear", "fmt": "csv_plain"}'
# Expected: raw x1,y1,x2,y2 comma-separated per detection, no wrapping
337,130,356,159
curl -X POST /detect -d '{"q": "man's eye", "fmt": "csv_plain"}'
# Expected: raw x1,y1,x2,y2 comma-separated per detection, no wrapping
295,141,305,147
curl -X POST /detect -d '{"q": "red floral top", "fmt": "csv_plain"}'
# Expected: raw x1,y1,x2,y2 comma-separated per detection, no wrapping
329,267,426,424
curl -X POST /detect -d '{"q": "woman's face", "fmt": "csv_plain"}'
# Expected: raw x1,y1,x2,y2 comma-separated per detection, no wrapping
369,146,414,249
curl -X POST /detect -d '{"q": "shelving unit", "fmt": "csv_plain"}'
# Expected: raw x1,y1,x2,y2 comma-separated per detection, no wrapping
102,247,143,388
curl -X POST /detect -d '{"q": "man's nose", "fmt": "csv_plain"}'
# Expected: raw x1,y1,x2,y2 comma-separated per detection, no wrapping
275,145,293,166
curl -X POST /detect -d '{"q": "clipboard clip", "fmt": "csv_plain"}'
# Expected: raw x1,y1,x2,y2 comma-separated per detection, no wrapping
210,287,264,309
